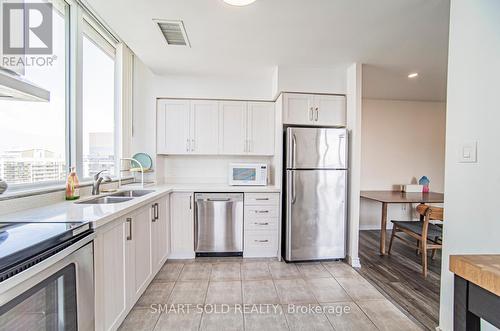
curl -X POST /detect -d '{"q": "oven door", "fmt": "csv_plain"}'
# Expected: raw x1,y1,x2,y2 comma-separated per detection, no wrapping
0,237,94,331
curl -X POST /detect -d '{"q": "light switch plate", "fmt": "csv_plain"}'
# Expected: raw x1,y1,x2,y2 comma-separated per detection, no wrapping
459,141,477,163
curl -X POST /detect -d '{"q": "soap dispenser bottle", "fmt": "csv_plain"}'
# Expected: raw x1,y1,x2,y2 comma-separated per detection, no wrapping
66,167,80,200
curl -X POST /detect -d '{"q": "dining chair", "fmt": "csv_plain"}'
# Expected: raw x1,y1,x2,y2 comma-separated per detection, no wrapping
388,204,444,277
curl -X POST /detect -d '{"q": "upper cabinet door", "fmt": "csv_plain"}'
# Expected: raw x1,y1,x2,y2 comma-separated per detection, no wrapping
190,100,219,154
157,99,190,154
313,95,346,126
247,102,275,155
219,101,247,154
283,93,314,125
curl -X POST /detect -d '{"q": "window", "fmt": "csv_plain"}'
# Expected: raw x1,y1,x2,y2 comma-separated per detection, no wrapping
0,1,120,190
0,1,68,186
81,21,116,178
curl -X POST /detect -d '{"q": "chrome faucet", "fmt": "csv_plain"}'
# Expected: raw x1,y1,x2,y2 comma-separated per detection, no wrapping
92,170,112,195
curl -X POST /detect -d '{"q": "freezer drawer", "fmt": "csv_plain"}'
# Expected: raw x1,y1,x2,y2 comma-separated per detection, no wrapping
286,127,347,169
285,169,347,261
195,193,243,253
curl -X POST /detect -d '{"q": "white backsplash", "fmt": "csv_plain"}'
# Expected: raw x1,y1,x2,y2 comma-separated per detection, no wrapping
157,155,275,185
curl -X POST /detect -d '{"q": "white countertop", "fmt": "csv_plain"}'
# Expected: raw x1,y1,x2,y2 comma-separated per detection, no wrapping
0,184,280,229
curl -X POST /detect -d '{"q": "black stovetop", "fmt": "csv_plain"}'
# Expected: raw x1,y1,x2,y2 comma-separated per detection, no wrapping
0,222,92,281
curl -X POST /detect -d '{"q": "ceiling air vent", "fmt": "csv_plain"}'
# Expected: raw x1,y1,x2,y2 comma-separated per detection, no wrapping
154,20,190,47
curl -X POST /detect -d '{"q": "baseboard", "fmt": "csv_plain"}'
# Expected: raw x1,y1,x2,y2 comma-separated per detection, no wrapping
359,224,393,231
347,255,362,268
168,252,196,259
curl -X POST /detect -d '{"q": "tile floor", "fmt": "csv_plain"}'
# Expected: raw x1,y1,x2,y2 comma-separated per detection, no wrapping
118,258,423,331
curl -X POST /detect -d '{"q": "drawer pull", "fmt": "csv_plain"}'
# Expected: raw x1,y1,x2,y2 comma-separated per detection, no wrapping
255,210,269,214
255,240,269,243
255,198,269,201
255,222,269,226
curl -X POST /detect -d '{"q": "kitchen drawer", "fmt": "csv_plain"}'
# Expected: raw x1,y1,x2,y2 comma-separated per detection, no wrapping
245,217,278,231
244,230,278,258
244,193,280,206
244,205,279,218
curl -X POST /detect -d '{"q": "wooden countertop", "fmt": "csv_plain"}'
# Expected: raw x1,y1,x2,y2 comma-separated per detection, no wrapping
360,190,444,203
450,255,500,296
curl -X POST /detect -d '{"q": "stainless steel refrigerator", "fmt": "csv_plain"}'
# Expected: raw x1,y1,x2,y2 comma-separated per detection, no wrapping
283,127,348,262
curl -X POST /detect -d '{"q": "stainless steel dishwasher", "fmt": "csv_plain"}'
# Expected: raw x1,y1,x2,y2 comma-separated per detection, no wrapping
194,193,244,256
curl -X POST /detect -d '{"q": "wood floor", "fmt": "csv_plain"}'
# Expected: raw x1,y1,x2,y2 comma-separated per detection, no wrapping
357,230,441,331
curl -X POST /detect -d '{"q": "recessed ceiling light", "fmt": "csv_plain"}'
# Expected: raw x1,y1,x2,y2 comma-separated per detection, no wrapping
408,73,419,78
223,0,257,6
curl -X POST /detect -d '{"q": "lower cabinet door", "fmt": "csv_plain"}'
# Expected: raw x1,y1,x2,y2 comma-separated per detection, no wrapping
126,206,152,304
94,219,128,331
170,193,194,258
151,197,170,272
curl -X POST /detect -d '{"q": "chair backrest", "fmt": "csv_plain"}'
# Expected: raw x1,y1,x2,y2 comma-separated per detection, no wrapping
416,204,444,222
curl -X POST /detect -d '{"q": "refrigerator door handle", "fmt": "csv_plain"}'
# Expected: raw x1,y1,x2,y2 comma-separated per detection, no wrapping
339,134,346,167
291,171,297,204
292,134,297,169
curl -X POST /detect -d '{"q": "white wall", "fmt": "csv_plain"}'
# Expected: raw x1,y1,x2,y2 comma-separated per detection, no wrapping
273,65,347,97
440,1,500,330
154,73,274,101
360,99,446,229
346,63,363,268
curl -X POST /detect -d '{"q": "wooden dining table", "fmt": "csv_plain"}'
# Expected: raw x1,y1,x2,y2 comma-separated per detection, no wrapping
360,190,445,255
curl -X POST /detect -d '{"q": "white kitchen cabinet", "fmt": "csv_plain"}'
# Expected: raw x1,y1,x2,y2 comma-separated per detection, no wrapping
219,101,275,155
283,93,346,126
283,93,314,125
125,206,152,304
157,99,219,155
243,192,280,258
190,100,219,154
157,99,190,154
170,192,195,258
94,218,128,331
151,197,170,273
247,102,275,155
314,94,346,126
94,196,172,331
218,101,247,154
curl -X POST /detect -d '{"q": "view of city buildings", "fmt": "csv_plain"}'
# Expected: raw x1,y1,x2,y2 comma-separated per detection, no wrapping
0,132,115,185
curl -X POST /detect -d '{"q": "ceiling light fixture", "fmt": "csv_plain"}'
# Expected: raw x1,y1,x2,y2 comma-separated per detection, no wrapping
408,72,419,78
223,0,257,6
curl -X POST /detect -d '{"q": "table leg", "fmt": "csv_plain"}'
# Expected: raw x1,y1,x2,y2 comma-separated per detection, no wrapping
380,202,388,255
454,275,480,331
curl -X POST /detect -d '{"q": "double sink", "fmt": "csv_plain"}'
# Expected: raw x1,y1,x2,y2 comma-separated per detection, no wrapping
77,190,154,204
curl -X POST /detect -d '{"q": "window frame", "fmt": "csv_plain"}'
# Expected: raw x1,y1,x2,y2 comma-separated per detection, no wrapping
75,10,119,180
1,0,123,191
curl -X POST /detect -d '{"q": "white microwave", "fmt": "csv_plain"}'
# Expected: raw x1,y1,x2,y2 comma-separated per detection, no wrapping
229,163,268,186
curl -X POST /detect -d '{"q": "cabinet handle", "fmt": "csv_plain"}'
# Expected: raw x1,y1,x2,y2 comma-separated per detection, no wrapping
126,217,132,241
255,222,269,225
255,239,269,243
315,107,319,121
191,139,195,152
186,139,190,152
152,205,156,222
155,203,159,220
255,198,269,201
255,210,269,214
189,196,192,210
309,107,314,121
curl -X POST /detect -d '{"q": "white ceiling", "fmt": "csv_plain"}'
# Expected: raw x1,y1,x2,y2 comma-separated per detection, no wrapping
86,0,450,101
